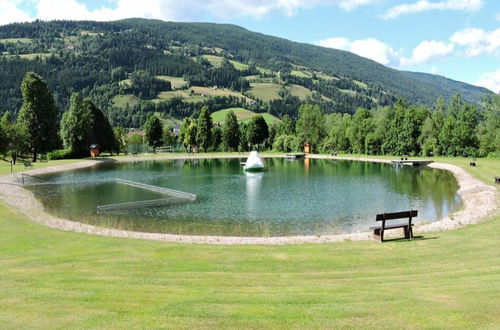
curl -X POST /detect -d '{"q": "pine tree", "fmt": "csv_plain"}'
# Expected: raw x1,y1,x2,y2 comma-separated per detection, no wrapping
196,106,212,152
17,72,59,161
221,110,240,151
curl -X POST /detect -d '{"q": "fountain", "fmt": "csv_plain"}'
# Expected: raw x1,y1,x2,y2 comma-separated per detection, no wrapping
243,151,264,171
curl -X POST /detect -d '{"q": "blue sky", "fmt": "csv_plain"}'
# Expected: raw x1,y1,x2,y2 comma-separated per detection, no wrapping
1,0,499,92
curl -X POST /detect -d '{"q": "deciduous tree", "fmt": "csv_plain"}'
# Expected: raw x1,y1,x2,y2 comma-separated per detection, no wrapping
144,115,163,153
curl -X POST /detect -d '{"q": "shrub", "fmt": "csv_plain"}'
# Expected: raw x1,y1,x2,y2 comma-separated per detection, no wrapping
47,149,74,160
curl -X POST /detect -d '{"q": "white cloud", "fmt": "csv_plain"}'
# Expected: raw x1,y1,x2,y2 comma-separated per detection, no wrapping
0,0,379,24
402,40,454,65
338,0,374,11
383,0,483,20
317,37,401,66
474,69,500,93
450,27,500,56
0,0,32,25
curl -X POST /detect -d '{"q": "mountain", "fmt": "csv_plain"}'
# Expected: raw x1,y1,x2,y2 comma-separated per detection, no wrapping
0,18,492,127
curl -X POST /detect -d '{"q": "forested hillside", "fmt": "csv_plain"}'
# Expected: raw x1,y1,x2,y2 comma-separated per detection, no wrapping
0,18,492,128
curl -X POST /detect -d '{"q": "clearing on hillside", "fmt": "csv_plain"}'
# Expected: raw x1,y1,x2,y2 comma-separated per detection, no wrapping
211,108,280,125
113,94,140,109
156,76,188,89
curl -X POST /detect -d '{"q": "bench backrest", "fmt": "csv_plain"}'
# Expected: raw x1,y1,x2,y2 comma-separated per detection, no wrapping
376,210,418,221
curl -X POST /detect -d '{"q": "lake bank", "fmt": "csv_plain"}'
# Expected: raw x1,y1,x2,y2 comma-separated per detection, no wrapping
0,154,498,244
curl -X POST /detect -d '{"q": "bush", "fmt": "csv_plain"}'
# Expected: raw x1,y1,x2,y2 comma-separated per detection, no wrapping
47,149,74,160
273,134,301,152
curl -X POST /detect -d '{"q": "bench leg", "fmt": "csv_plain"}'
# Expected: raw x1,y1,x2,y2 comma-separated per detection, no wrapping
403,226,413,239
373,228,384,242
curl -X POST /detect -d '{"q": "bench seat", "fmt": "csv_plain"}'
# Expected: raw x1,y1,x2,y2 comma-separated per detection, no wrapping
370,223,414,230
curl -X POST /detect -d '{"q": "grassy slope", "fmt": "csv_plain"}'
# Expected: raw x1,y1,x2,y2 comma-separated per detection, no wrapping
0,155,498,328
211,108,280,125
156,75,188,89
112,94,140,108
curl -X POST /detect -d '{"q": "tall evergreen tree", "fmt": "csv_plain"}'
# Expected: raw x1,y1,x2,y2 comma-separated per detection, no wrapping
85,99,119,154
144,114,163,153
17,72,59,161
196,106,213,152
221,110,240,151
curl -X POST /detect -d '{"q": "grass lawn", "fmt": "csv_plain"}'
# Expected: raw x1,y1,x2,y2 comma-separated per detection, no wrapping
211,108,280,125
0,155,499,328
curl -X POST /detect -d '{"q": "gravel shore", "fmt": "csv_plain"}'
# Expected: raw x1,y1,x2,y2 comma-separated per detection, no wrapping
0,155,498,244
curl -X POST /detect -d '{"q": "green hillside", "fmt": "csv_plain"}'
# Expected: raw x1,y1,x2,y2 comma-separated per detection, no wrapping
0,18,492,128
211,108,280,124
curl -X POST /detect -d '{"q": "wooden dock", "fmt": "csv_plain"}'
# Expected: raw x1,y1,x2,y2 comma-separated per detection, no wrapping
286,153,306,159
391,160,433,167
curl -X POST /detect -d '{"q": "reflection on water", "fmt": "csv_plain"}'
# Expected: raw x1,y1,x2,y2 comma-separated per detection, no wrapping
29,158,462,237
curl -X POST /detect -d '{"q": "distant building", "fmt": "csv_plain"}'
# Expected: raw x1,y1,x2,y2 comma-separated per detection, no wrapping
127,128,145,138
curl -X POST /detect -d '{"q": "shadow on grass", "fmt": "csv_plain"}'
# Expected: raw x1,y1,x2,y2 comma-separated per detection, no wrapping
382,235,439,243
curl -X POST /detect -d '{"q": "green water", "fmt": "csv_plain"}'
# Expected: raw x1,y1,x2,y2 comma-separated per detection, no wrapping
29,158,461,236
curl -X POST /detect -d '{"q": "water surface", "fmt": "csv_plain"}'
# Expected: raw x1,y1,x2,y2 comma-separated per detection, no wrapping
29,158,461,236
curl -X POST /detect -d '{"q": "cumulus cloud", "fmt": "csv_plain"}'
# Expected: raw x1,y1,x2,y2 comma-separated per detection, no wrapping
383,0,483,20
450,27,500,56
0,0,32,25
316,37,401,66
474,69,500,93
402,40,454,65
0,0,379,23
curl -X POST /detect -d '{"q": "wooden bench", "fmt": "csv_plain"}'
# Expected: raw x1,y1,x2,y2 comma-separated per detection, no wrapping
370,210,417,242
23,161,32,169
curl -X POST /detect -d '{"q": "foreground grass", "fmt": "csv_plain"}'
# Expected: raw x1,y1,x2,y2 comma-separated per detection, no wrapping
0,154,499,328
0,202,499,328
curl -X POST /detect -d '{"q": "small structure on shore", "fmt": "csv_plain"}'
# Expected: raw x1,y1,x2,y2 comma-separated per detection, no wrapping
304,142,311,154
89,144,100,157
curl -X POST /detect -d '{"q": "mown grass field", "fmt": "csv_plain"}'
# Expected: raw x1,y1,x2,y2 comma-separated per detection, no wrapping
211,108,280,125
249,83,282,101
0,155,498,328
201,55,249,70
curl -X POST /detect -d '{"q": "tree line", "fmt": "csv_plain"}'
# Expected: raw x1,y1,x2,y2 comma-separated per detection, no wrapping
1,72,498,164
